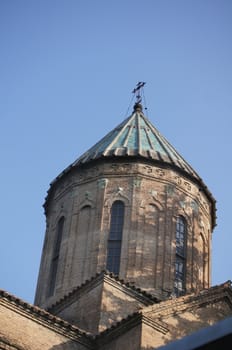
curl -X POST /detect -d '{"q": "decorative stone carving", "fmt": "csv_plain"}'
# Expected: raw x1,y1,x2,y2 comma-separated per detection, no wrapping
116,187,124,195
97,178,108,189
142,166,165,177
133,177,141,188
174,176,191,192
85,191,91,200
179,201,186,209
166,184,175,196
190,200,199,213
149,190,158,200
199,217,205,230
110,163,131,173
144,165,152,174
184,181,191,191
156,168,165,177
174,175,182,185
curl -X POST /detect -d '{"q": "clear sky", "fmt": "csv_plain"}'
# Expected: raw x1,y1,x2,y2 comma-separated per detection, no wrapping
0,0,231,303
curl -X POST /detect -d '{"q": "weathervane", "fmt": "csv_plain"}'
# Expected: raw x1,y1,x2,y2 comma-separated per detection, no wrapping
132,82,146,104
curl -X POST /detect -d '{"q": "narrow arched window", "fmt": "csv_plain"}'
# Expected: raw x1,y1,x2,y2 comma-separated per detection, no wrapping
106,201,124,275
199,233,206,288
48,216,65,297
174,216,187,296
75,205,91,276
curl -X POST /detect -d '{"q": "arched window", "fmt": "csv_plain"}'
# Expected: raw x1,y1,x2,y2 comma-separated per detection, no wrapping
174,216,187,296
48,216,65,297
75,205,91,277
199,233,206,288
106,201,125,275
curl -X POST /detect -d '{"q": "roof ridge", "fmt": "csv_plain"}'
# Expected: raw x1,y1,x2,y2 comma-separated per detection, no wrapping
47,270,160,312
0,289,93,340
72,115,132,166
104,270,160,302
47,271,105,311
95,310,169,340
95,311,141,338
102,113,136,155
142,281,232,315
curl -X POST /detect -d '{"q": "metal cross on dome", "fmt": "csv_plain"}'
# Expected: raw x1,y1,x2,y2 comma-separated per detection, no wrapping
132,82,146,104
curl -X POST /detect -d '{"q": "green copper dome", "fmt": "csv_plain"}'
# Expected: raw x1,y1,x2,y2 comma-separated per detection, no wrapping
72,103,198,180
49,102,216,227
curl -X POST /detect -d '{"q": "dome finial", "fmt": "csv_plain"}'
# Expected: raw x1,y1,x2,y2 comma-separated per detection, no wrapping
132,82,146,111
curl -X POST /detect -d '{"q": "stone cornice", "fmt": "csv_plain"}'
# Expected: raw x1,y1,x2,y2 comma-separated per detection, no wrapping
0,337,23,350
44,157,216,227
95,312,169,346
0,290,94,349
2,283,231,349
143,281,232,318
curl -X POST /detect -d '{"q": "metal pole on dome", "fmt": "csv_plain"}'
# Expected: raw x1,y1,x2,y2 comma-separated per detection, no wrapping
132,82,146,111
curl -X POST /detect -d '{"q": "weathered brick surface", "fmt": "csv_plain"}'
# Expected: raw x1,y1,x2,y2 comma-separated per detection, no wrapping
50,273,156,334
96,283,232,349
0,299,91,350
141,283,232,348
1,271,232,350
1,106,225,349
35,160,213,309
99,323,142,350
52,276,103,334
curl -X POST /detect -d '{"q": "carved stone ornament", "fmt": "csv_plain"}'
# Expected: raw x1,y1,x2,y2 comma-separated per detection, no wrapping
184,181,191,191
166,184,175,196
117,187,124,195
179,200,186,209
111,163,131,173
85,191,92,200
156,168,165,177
144,165,152,174
97,178,108,189
175,175,182,185
133,177,141,188
150,189,158,200
190,200,199,213
199,218,205,230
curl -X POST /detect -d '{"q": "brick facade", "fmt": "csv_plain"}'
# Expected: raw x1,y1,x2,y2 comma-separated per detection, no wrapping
2,103,225,350
35,159,213,309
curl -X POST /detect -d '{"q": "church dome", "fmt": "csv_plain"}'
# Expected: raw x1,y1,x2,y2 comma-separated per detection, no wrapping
50,102,216,227
73,103,199,179
37,98,217,308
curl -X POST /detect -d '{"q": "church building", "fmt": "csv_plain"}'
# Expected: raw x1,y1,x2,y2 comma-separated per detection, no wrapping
1,86,232,349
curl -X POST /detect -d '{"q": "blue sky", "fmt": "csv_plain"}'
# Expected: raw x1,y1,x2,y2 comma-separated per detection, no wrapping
0,0,231,303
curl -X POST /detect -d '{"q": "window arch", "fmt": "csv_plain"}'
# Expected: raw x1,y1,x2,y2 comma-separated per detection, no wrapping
78,205,91,235
174,216,187,296
48,216,65,297
106,201,125,275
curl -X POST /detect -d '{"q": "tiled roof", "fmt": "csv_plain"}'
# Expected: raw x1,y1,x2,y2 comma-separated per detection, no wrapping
96,281,232,340
0,289,93,341
142,280,232,317
72,103,198,180
47,270,159,313
48,102,216,227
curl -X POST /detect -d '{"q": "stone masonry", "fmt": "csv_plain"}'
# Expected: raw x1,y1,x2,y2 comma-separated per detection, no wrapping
35,158,214,310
